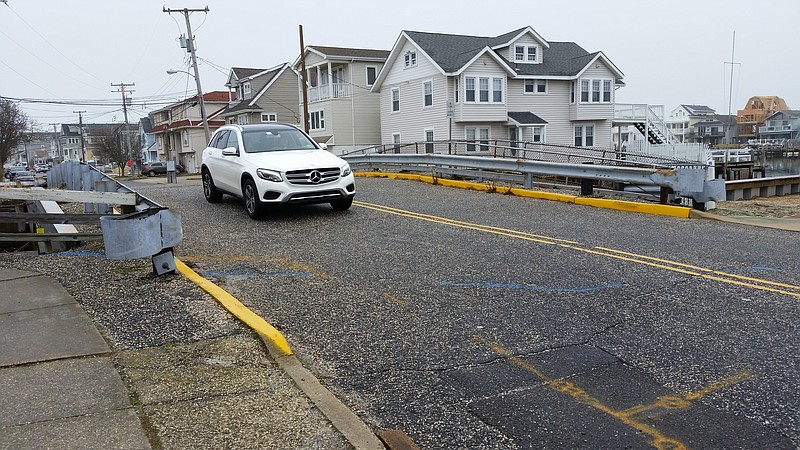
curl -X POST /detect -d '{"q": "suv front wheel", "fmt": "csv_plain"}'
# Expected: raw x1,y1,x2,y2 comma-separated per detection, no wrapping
243,178,266,219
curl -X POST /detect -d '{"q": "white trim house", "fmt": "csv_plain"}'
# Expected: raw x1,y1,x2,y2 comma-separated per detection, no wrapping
371,26,624,151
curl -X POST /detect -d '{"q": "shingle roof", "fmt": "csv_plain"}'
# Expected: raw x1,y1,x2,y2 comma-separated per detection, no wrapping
308,46,389,60
508,111,548,125
404,29,596,77
681,104,716,115
231,67,267,80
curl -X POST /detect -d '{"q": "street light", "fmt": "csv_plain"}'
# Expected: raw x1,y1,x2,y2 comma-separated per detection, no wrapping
166,69,210,144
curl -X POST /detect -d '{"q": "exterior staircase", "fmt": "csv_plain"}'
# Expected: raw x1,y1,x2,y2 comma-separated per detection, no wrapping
615,104,680,145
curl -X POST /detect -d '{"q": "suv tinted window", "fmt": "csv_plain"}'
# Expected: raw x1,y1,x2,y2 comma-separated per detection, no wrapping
212,130,230,149
226,130,240,151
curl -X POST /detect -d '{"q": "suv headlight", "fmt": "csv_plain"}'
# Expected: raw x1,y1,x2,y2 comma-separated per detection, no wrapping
256,168,283,182
340,163,352,177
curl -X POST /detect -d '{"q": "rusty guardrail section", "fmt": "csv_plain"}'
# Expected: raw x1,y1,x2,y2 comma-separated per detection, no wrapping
0,161,182,275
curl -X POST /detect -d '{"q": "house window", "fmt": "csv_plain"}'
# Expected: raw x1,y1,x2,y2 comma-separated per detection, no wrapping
392,88,400,112
261,113,277,122
454,78,459,103
532,126,543,143
423,81,433,107
479,128,490,151
182,130,189,146
237,114,249,125
592,80,601,102
581,79,614,103
404,50,417,68
570,81,576,104
366,66,377,86
581,80,590,102
514,45,538,62
479,78,489,102
603,80,612,102
574,124,594,147
527,46,537,62
310,110,325,130
243,82,251,96
492,78,503,102
466,128,476,152
465,77,475,102
515,46,525,61
424,129,434,153
392,133,401,153
524,79,546,94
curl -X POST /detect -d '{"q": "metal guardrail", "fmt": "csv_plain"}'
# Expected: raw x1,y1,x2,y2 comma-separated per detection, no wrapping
40,161,182,274
343,143,725,206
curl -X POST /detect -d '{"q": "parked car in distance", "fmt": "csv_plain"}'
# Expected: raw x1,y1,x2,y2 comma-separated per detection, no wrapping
3,165,27,180
201,123,355,219
141,161,184,177
12,170,35,186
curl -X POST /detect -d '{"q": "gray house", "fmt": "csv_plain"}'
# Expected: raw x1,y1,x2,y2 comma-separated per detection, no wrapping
293,46,389,153
220,63,301,127
371,26,624,150
759,110,800,141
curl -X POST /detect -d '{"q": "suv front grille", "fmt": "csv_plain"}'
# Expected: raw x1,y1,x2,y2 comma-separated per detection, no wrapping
285,167,340,185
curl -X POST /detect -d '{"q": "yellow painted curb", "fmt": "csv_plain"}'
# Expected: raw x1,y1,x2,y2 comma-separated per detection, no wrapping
174,259,293,356
574,197,691,218
355,171,692,218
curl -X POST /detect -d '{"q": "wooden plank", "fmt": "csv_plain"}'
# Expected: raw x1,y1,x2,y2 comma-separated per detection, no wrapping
0,188,138,205
0,212,103,224
0,232,104,242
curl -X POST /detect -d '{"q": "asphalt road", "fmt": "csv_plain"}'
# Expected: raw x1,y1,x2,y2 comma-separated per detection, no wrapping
134,176,799,449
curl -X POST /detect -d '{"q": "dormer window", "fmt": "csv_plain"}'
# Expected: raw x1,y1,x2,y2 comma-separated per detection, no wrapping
404,50,417,68
514,45,539,63
243,82,251,96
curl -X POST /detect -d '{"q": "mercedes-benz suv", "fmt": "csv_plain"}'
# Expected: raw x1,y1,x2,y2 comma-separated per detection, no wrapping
201,123,355,219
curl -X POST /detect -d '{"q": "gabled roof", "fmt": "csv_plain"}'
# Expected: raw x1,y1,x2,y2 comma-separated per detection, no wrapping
227,67,270,86
765,109,800,121
373,27,623,91
219,63,294,118
307,46,390,60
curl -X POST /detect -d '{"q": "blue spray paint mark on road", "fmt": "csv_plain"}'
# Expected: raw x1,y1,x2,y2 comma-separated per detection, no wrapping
439,280,623,293
202,270,313,279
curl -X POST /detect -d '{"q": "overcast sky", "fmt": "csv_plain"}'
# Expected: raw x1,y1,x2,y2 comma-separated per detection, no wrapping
2,0,798,129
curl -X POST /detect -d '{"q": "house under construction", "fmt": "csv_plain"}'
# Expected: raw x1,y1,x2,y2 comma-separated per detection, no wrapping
737,95,789,140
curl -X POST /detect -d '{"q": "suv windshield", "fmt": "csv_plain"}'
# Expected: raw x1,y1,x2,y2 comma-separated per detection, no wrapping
242,128,317,153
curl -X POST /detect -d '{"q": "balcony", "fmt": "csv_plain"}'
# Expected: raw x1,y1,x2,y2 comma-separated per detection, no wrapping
759,124,794,134
308,83,351,103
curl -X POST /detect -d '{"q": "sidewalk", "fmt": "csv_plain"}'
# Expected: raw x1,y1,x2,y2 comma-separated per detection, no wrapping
0,267,151,448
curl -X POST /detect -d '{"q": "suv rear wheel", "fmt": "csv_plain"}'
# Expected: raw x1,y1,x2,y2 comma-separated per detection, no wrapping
202,169,222,203
243,178,266,219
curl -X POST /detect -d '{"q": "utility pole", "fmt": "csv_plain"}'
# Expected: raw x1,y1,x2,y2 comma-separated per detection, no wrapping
299,25,310,133
112,82,135,174
49,123,62,163
163,6,210,184
73,110,86,162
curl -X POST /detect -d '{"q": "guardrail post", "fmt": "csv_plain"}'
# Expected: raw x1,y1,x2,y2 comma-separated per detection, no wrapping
660,187,673,204
580,162,594,195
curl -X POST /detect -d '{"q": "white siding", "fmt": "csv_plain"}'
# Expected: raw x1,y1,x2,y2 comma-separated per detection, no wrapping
507,78,574,146
455,54,508,123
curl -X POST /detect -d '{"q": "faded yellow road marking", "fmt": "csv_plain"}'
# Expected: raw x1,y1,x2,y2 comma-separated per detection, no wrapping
383,292,408,306
355,201,800,299
479,337,688,450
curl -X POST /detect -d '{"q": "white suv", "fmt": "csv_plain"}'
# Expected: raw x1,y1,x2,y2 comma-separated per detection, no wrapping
201,124,355,219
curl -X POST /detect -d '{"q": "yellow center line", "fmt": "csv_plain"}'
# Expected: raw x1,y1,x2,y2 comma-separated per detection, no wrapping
355,201,800,299
383,292,408,306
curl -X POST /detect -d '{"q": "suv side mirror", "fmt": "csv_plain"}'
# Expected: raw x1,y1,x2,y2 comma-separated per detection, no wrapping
222,147,239,156
319,143,328,151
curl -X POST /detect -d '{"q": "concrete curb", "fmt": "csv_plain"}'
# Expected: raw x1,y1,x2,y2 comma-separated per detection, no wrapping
356,171,691,218
689,210,800,232
174,259,385,450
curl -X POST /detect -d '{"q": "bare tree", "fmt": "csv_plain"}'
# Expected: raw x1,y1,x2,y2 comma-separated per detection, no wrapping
95,125,141,176
0,99,29,165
